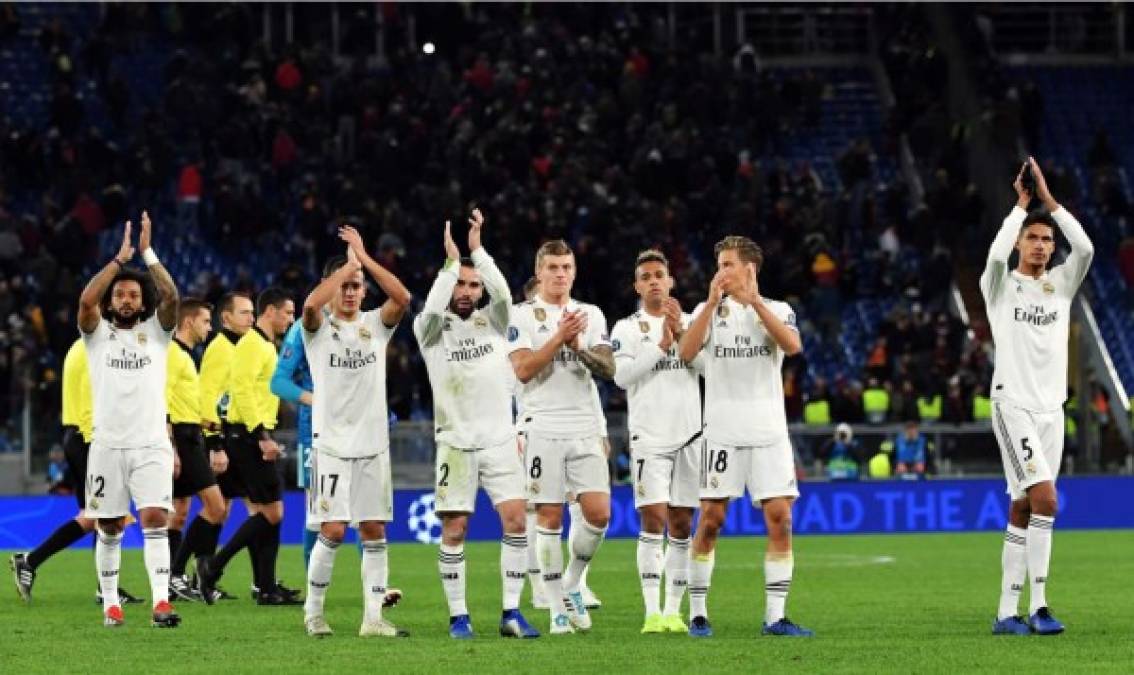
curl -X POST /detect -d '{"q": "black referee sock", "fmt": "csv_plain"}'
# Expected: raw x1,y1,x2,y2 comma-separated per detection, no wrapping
214,513,268,571
167,528,183,566
27,519,87,570
255,522,281,593
173,517,221,576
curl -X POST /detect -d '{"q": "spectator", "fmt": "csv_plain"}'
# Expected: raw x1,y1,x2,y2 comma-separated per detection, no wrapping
894,420,932,478
818,423,863,480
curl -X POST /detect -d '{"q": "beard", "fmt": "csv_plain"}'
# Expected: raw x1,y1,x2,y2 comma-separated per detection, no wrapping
107,307,141,327
449,300,474,320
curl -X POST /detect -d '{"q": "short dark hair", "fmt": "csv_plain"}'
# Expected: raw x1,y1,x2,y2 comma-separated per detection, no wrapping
219,291,252,315
635,249,669,269
322,255,348,279
714,235,764,272
1021,210,1057,231
177,297,212,326
100,268,157,320
459,257,475,269
256,286,291,315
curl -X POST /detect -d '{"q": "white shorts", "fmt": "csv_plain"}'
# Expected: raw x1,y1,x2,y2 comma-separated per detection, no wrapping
525,434,610,504
308,450,393,524
701,438,800,506
631,439,701,509
991,401,1063,500
85,443,174,518
434,440,527,513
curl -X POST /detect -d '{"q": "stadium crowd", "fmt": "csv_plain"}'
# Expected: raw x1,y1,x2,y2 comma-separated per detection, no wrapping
4,3,1119,470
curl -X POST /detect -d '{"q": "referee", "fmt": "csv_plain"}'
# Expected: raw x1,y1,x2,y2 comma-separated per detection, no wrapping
198,287,299,605
167,299,227,601
197,291,254,598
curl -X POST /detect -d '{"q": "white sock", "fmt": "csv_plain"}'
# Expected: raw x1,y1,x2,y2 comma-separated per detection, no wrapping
361,539,388,622
1026,515,1054,614
501,533,527,611
689,550,714,620
637,532,664,615
564,519,606,593
566,502,586,588
536,527,568,616
998,525,1027,620
439,543,467,617
663,536,690,616
304,535,339,618
96,529,123,611
764,552,793,624
525,510,543,595
142,527,170,608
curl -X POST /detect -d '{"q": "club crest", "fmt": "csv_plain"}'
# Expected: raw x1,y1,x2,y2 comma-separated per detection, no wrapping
534,307,547,322
474,316,488,328
137,331,148,345
1042,282,1055,295
639,321,650,333
717,304,729,318
359,327,372,340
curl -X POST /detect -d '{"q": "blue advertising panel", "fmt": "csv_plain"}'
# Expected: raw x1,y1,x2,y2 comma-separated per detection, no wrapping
1,477,1131,549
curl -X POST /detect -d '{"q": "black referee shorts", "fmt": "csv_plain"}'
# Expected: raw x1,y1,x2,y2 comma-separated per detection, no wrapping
172,423,217,498
215,422,246,500
62,426,90,510
226,425,282,505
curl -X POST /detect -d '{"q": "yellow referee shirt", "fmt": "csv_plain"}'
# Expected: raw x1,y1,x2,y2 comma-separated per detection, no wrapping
227,326,280,433
166,338,200,425
199,329,238,435
62,338,93,442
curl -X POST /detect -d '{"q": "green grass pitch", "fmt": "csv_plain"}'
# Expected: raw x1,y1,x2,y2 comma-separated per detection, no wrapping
3,531,1132,673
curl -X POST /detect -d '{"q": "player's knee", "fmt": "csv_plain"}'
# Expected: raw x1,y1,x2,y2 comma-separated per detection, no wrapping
358,521,385,541
668,512,693,540
321,522,347,542
97,518,124,535
500,511,525,535
638,508,665,534
139,509,168,529
441,516,469,544
1031,494,1058,517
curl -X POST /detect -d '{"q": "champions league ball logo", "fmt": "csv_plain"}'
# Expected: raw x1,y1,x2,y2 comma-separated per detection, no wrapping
407,493,443,544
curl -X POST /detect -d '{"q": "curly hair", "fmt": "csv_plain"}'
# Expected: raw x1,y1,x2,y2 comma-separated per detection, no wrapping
99,267,158,321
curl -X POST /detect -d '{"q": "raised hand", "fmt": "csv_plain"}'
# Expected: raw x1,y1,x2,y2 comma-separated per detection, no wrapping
708,270,728,305
1013,162,1030,207
468,207,485,252
443,220,461,262
116,221,135,264
338,224,368,263
346,242,363,272
663,297,683,333
1028,155,1057,208
139,211,152,253
733,266,762,307
658,320,675,352
557,310,588,350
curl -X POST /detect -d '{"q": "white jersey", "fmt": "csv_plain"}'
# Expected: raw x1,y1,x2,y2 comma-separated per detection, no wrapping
304,309,396,458
980,205,1093,412
507,296,611,437
612,310,702,451
694,296,797,446
83,315,172,448
414,248,515,449
591,384,607,438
